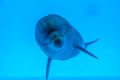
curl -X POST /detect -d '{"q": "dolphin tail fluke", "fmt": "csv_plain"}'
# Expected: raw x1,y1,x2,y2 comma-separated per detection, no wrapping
46,57,52,80
85,38,99,48
75,45,98,59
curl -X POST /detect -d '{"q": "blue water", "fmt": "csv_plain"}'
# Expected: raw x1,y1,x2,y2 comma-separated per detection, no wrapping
0,0,120,80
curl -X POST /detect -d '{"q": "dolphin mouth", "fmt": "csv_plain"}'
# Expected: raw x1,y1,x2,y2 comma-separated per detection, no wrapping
53,37,63,48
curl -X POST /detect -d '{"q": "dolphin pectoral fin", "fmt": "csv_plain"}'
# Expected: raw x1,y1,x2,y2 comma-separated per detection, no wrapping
46,57,52,80
86,38,99,47
75,45,98,59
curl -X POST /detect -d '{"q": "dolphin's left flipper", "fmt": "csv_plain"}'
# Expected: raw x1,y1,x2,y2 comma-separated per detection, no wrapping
46,57,52,80
75,45,98,59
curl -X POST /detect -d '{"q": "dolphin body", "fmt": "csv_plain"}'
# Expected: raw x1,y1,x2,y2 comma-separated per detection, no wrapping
35,14,99,80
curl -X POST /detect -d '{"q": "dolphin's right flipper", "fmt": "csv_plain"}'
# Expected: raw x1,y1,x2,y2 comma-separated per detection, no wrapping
46,57,52,80
75,45,98,59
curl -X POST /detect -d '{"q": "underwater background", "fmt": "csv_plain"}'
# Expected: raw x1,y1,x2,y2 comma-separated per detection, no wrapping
0,0,120,80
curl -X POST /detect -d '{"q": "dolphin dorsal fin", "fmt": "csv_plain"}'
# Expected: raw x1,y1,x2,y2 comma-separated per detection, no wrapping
86,38,99,48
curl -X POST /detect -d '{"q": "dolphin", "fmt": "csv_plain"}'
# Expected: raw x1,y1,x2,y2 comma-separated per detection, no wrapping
35,14,99,80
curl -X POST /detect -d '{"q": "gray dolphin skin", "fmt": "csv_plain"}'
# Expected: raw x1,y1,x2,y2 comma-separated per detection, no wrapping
35,14,99,80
